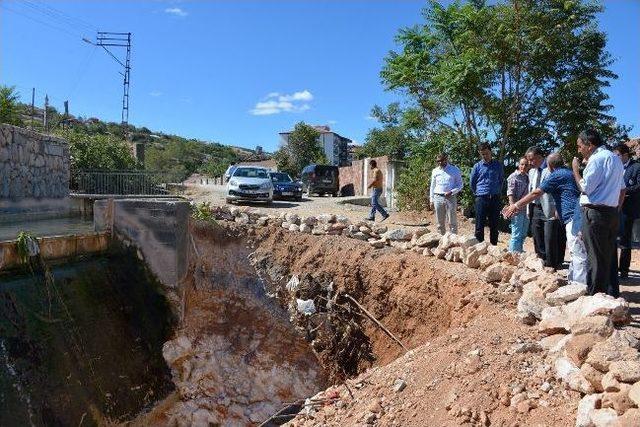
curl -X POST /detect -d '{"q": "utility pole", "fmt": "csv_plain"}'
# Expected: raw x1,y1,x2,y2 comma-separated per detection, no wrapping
85,31,132,135
30,88,35,129
43,94,49,132
64,100,69,129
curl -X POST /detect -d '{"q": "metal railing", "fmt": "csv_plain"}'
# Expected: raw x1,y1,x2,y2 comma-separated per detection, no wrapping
71,169,184,195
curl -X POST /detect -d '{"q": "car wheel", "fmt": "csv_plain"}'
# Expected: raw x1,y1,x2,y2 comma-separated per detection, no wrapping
296,196,302,202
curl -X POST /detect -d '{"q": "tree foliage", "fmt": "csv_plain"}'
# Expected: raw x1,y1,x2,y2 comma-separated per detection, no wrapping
56,128,138,170
0,85,24,126
274,122,327,177
355,103,414,160
382,0,625,169
377,0,630,210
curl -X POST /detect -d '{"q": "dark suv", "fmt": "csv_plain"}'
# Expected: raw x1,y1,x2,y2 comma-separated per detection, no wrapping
300,164,339,197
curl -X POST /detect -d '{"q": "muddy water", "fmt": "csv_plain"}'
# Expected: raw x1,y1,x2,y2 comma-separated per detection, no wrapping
0,250,175,426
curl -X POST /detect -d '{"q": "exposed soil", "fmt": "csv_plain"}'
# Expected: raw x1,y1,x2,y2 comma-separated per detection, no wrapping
243,225,579,426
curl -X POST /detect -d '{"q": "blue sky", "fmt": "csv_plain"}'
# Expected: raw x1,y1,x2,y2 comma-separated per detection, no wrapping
1,0,638,152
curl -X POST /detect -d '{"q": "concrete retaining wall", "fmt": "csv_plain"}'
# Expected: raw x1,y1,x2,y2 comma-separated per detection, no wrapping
94,198,190,295
0,232,109,271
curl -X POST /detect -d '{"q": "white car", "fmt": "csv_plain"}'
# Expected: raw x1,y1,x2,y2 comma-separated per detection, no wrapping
226,166,273,204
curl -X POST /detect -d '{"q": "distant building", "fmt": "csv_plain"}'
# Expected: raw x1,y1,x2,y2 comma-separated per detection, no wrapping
279,125,351,167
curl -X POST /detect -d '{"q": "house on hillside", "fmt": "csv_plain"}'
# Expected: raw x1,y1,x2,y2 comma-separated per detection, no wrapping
278,125,351,167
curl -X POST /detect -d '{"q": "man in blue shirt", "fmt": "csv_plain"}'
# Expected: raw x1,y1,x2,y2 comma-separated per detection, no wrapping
470,143,504,245
571,129,626,297
503,153,584,278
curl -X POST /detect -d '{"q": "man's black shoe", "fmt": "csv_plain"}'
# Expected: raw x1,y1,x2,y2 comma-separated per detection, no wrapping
381,215,389,222
620,271,629,279
365,217,375,221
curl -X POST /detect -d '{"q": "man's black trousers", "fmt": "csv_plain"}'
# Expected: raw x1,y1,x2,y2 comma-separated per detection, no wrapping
582,205,620,297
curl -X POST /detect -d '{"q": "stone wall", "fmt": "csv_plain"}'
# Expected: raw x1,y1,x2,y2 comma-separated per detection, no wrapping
0,124,70,200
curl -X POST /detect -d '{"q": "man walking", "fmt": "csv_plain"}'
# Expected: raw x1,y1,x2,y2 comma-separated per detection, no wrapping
366,159,389,222
572,129,626,297
470,143,504,245
504,153,584,280
430,153,463,234
526,146,548,261
613,143,640,279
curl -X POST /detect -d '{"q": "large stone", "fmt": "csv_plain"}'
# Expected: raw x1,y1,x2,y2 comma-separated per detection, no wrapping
437,232,458,250
352,232,369,241
554,356,594,394
484,263,504,283
628,381,640,406
536,274,566,295
581,363,605,393
517,282,548,321
303,216,318,226
590,408,619,427
576,393,602,427
602,386,635,415
614,408,640,427
572,316,615,338
300,224,312,234
317,213,336,224
445,247,464,263
540,334,569,351
565,333,605,367
382,228,413,241
524,256,545,272
415,232,441,248
288,224,299,232
608,361,640,384
586,334,640,372
538,306,570,335
478,254,499,271
463,249,482,269
602,372,623,392
565,294,630,326
519,270,541,284
457,235,479,250
546,283,588,305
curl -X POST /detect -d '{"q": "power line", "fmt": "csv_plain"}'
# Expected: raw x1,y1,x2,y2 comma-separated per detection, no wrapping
0,3,84,40
18,0,97,33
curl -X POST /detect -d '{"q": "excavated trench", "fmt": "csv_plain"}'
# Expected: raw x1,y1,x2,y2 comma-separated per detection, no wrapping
139,221,485,426
0,220,485,427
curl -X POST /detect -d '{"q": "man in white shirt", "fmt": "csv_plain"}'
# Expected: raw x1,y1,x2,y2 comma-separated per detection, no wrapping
430,153,463,234
571,129,626,297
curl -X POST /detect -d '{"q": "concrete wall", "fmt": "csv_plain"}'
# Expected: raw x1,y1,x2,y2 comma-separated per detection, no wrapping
0,232,109,271
94,199,190,300
338,155,402,209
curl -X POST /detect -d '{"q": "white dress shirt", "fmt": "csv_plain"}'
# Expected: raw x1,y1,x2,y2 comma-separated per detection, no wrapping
579,146,625,207
430,163,463,199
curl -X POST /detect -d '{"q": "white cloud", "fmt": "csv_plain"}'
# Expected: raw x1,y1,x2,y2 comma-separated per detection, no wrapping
150,90,163,97
328,120,338,125
365,115,377,121
250,90,313,116
165,7,188,17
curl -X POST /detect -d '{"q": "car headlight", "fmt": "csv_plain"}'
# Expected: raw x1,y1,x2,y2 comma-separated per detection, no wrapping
260,182,271,189
229,180,238,186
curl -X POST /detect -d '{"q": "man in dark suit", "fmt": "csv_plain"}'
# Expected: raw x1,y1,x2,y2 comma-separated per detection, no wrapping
613,143,640,279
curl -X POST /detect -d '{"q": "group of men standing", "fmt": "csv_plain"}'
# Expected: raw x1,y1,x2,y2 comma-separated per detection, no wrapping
429,129,639,298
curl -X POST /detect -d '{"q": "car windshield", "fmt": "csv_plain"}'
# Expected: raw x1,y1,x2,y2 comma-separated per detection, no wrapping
233,168,268,178
270,173,292,183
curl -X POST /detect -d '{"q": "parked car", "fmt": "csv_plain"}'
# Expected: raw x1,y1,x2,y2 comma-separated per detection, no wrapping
300,164,339,197
269,172,303,201
226,166,273,204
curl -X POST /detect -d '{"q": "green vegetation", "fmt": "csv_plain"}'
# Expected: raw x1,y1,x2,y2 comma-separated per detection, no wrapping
366,0,631,211
191,201,217,223
0,85,24,126
274,121,327,177
0,84,264,180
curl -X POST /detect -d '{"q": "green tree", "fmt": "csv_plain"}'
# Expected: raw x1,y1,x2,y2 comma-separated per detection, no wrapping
356,103,414,160
56,128,138,170
274,122,326,176
0,85,24,126
381,0,623,170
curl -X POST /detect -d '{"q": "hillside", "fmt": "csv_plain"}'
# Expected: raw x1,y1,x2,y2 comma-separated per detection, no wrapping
17,102,268,179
